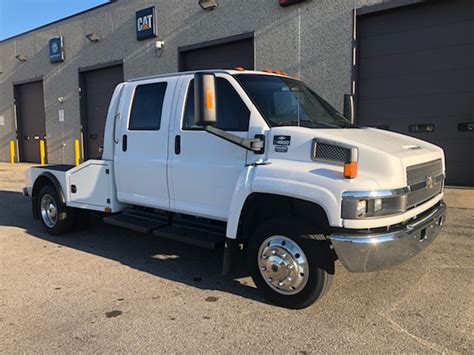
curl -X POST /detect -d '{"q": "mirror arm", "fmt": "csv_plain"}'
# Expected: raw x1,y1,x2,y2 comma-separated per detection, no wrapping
205,126,265,153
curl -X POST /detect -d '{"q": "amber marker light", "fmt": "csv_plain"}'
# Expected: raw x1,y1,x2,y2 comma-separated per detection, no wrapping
206,89,214,109
344,161,358,179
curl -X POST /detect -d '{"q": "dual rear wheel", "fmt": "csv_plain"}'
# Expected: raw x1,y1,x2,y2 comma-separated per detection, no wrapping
37,184,75,235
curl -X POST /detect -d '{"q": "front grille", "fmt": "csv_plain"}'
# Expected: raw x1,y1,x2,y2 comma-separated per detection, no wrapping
406,159,443,209
313,142,351,163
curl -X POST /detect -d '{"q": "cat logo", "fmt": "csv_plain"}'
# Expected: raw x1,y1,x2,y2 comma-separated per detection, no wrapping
137,15,152,31
136,6,156,41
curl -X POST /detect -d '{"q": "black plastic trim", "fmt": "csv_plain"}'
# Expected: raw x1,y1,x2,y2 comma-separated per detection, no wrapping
175,135,181,155
222,237,240,275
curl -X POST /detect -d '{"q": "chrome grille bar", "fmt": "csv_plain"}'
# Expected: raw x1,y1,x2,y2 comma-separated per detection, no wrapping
406,159,443,209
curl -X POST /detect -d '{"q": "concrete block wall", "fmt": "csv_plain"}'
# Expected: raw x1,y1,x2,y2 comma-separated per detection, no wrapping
0,0,383,164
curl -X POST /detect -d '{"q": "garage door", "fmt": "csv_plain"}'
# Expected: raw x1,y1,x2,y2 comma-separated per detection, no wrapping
179,34,254,71
356,0,474,186
80,64,123,160
14,80,47,163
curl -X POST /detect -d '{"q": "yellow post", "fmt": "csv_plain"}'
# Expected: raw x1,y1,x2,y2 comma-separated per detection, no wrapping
40,140,46,166
9,140,15,164
74,139,81,166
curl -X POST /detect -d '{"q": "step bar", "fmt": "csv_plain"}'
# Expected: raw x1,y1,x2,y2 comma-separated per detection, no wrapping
103,208,225,249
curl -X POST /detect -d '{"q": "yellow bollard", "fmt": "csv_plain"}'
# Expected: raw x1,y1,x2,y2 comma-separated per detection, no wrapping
40,140,46,166
74,139,81,166
9,140,15,164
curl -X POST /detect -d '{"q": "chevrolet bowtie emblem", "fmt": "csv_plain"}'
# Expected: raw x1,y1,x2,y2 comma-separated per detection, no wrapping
426,176,434,189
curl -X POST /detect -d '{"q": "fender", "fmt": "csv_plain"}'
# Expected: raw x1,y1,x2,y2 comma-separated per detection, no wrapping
225,163,341,239
31,172,66,219
226,165,255,239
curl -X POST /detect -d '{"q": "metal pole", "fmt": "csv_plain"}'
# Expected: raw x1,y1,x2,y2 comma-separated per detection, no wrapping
10,140,15,164
40,140,46,165
74,139,81,166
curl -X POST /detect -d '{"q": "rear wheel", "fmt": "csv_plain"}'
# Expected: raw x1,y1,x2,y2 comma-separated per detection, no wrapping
247,218,334,309
38,184,75,235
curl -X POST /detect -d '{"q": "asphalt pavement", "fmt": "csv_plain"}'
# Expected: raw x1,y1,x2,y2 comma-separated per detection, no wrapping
0,163,472,353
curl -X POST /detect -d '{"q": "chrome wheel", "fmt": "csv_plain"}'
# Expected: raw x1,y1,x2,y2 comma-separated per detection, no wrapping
258,235,309,295
40,194,58,228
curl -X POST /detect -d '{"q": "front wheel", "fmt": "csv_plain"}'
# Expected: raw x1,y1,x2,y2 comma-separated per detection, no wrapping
247,218,334,309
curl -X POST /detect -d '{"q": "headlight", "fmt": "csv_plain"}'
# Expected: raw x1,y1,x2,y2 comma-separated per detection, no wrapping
356,200,367,217
342,195,407,219
374,198,383,213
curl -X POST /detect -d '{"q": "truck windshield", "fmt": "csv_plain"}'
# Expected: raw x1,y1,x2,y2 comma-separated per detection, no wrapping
236,74,354,128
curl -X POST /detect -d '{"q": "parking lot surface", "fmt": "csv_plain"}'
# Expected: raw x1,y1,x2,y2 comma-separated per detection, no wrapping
0,163,472,353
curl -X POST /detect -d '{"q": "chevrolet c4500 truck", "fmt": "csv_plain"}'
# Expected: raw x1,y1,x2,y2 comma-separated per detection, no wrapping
24,70,447,309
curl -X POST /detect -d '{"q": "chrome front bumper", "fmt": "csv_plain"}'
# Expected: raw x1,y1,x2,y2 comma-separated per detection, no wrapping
329,201,447,272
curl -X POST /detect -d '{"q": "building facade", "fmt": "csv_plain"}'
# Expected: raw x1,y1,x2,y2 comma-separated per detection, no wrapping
0,0,472,185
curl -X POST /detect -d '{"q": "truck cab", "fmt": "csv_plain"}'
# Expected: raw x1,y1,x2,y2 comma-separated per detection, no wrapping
25,69,447,309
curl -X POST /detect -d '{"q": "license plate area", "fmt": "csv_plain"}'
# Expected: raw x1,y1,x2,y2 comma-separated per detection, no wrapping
414,216,444,243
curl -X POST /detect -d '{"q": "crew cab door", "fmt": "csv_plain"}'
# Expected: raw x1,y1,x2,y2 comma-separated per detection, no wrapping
114,78,177,209
169,74,252,220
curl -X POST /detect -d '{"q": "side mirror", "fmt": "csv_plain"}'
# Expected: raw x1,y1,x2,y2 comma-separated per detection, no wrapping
194,73,217,127
343,94,354,122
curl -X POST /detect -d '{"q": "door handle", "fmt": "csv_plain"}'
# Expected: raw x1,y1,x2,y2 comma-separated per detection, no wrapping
113,112,120,144
175,135,181,155
122,134,127,152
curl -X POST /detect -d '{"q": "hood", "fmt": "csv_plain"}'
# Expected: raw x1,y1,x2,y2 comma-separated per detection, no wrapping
267,126,445,189
324,128,443,166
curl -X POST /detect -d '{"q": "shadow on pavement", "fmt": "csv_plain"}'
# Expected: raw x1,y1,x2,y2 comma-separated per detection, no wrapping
0,190,267,304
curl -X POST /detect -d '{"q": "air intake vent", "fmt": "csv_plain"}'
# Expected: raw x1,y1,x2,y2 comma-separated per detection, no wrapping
311,139,357,164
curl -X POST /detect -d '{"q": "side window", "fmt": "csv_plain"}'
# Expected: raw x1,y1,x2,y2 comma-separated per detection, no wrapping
183,78,250,131
129,82,167,130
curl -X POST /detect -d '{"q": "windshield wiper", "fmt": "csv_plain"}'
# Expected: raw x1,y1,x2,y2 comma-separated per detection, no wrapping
338,120,359,128
274,119,339,128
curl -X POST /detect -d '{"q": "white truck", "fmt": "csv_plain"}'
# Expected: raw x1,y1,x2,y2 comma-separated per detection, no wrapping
24,69,447,309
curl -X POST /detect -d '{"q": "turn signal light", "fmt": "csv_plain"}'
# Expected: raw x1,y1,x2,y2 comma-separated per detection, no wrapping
206,89,214,109
234,66,245,71
344,161,358,179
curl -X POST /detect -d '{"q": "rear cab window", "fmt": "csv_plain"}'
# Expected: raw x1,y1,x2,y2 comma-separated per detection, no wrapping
129,82,167,130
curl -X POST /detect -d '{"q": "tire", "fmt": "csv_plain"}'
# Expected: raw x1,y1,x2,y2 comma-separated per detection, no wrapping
247,218,334,309
37,184,75,235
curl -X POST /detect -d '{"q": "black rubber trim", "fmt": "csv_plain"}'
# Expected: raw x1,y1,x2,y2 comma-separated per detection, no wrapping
222,237,240,275
42,172,66,204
